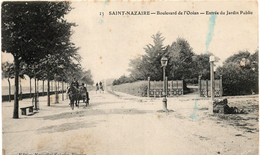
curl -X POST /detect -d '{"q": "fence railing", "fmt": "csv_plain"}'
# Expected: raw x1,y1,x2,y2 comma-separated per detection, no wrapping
2,90,66,102
198,75,223,97
147,77,184,97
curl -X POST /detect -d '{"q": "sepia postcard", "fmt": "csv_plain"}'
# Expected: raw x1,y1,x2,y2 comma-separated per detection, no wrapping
1,0,259,155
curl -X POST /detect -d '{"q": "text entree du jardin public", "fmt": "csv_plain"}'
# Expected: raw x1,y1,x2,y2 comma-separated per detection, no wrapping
108,10,253,15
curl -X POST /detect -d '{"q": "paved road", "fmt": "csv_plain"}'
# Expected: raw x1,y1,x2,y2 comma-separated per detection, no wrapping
2,91,258,155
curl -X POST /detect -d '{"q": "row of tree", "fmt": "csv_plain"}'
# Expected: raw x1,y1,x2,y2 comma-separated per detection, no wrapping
2,2,93,118
2,61,94,99
113,32,258,96
113,32,212,85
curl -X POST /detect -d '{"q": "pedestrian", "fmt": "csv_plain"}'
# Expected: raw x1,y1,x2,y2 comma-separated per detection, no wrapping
96,83,99,94
99,81,104,93
82,83,90,105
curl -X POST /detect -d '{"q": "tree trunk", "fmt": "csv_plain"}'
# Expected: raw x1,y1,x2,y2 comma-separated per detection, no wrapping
51,81,53,92
30,78,32,98
13,57,19,119
34,76,37,110
66,82,68,99
55,80,58,103
42,80,44,96
8,78,11,102
62,80,64,101
19,77,22,100
37,79,39,107
47,77,50,106
37,79,39,97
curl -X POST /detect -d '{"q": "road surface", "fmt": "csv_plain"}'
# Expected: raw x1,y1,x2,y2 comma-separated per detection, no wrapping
2,91,258,155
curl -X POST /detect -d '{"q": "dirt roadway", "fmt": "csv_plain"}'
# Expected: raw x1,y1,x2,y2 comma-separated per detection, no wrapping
2,91,259,155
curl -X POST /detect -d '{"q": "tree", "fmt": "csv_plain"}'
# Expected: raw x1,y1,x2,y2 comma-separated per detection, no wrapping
23,64,34,98
80,69,94,85
216,50,258,95
123,34,218,88
2,62,14,102
129,32,167,81
225,51,251,65
112,75,134,85
191,54,211,80
2,2,74,118
167,38,195,80
2,61,26,101
128,57,148,81
39,45,81,106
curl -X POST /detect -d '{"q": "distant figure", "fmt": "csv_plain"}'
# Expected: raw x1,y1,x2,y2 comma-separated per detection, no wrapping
66,86,70,99
71,78,79,88
96,83,99,94
79,83,90,106
99,81,104,93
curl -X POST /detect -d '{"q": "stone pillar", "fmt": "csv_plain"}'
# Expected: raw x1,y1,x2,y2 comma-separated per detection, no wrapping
210,61,215,101
165,77,168,97
198,75,202,97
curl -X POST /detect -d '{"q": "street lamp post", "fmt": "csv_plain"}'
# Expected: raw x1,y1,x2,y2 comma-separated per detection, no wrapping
209,56,215,114
161,56,168,112
209,56,215,101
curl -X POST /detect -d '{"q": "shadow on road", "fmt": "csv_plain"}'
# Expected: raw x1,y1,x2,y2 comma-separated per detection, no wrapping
41,108,153,121
37,121,97,134
87,101,121,107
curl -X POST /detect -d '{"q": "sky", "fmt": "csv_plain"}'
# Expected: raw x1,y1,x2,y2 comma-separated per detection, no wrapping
1,0,258,86
65,1,258,83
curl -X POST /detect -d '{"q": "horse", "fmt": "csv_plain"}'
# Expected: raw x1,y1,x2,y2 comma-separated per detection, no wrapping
68,85,80,110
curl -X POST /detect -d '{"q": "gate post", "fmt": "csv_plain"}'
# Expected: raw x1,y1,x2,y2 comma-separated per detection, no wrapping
166,77,168,97
220,75,223,97
147,77,150,97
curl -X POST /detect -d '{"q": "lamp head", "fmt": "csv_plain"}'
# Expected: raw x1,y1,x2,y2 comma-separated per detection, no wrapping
209,56,215,62
161,56,168,67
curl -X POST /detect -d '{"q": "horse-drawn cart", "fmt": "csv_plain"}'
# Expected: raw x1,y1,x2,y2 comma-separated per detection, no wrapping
68,85,89,110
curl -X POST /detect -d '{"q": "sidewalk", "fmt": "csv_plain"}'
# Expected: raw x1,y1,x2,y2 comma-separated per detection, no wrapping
2,92,69,119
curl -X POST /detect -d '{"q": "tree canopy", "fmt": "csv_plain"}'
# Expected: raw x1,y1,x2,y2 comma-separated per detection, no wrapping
116,32,212,86
216,50,258,95
2,2,93,118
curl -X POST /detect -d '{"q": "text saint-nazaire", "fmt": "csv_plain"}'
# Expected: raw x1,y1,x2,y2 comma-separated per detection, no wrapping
109,11,150,15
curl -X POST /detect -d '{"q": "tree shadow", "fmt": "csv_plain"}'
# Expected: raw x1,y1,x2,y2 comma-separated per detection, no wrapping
86,101,121,107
